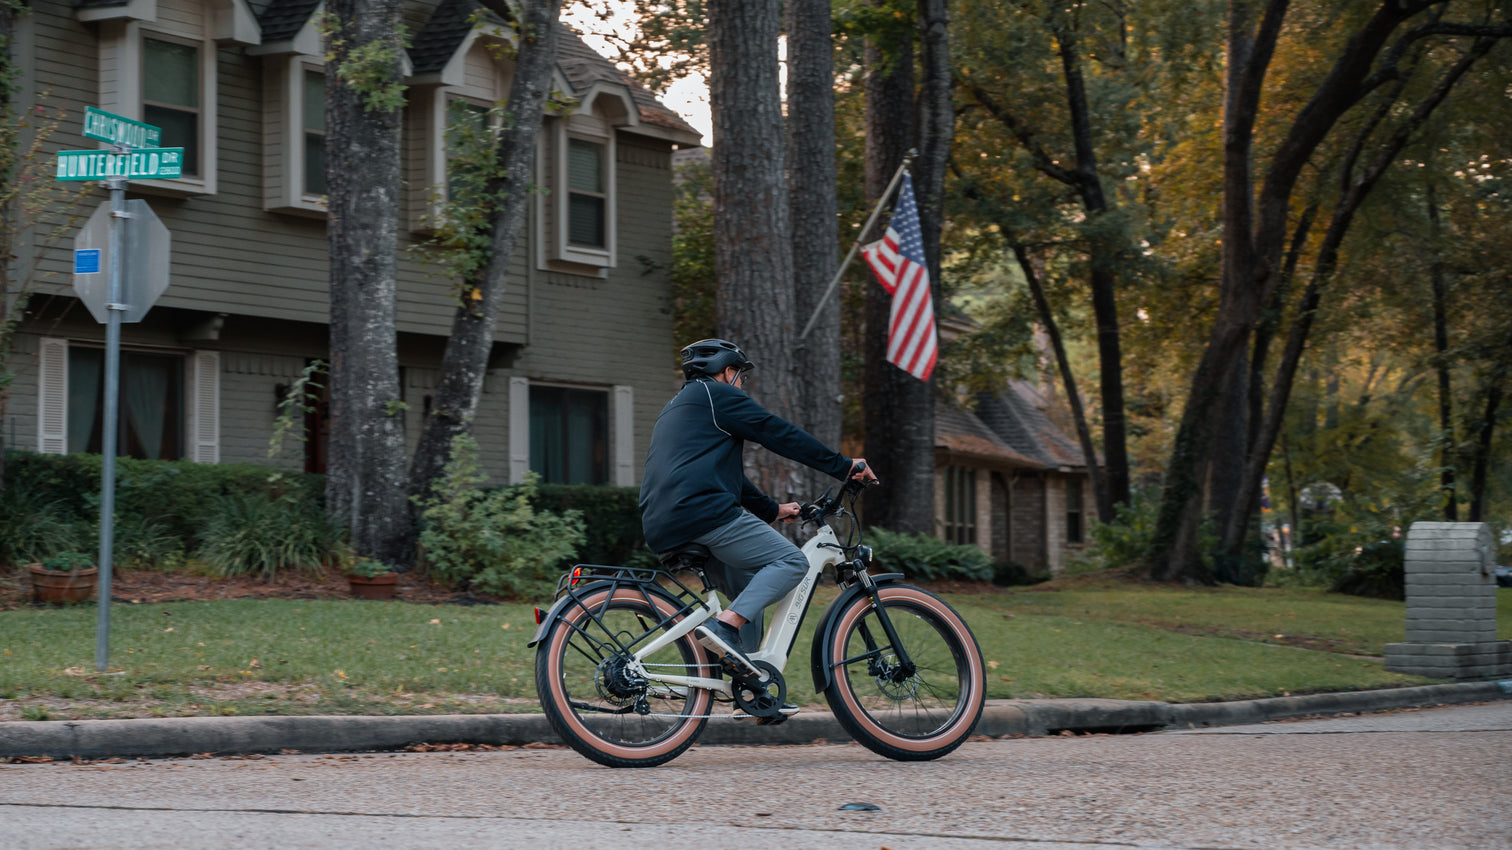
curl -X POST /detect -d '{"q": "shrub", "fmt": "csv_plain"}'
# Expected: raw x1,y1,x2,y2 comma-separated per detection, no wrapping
416,435,585,600
195,491,341,580
1328,538,1405,601
532,483,643,567
2,451,326,570
40,551,94,572
865,527,994,582
990,560,1048,587
347,558,393,578
0,485,84,566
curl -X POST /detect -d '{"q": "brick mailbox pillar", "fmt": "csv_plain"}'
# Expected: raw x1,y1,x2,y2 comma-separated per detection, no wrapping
1384,521,1511,679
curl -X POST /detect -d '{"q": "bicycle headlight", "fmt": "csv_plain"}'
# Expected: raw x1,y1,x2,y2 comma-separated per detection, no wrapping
856,545,873,564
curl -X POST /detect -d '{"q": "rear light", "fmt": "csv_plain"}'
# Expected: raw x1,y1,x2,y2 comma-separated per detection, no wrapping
569,567,585,587
533,607,545,625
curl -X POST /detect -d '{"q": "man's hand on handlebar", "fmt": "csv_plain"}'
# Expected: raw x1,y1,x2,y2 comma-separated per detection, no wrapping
776,502,802,524
849,459,880,485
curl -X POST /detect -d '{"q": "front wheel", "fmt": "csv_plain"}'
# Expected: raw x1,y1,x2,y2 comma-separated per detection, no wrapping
820,584,986,761
535,586,715,768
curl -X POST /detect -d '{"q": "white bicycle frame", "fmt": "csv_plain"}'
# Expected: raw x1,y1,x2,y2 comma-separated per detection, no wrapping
621,523,850,702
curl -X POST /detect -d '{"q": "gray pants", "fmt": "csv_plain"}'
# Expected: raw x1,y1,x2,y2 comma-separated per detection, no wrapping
693,511,809,647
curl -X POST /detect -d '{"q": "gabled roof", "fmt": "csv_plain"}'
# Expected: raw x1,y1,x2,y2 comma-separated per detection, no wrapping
257,0,323,43
935,400,1044,469
409,0,506,76
974,381,1088,469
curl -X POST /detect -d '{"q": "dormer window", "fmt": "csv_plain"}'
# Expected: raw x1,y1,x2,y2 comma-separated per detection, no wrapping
567,138,607,249
143,37,203,177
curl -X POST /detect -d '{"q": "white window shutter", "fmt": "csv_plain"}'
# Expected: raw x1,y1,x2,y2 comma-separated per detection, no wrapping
36,338,68,454
191,351,221,463
612,384,634,487
508,377,530,484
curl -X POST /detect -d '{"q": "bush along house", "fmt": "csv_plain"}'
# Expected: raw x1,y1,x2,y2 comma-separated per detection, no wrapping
6,0,701,487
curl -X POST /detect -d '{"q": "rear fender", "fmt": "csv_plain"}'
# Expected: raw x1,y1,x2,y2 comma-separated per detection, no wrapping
808,573,905,692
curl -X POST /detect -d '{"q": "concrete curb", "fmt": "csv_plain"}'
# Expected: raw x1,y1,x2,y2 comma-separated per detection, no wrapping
3,680,1509,760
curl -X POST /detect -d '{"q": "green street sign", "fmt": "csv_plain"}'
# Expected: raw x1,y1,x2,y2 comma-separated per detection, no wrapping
82,106,161,148
55,147,185,182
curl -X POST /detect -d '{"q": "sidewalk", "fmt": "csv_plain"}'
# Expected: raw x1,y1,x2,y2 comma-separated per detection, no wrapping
3,681,1509,760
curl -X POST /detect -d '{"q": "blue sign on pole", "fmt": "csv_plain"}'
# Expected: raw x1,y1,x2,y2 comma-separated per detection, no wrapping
75,248,101,274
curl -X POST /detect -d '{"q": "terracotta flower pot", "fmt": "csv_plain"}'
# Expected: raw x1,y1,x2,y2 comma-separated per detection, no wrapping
28,564,99,605
347,572,398,600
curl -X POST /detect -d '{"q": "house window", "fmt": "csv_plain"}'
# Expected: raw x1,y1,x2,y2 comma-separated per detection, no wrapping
303,70,327,196
67,348,184,460
529,386,608,485
143,37,201,177
567,138,607,248
446,98,492,203
943,466,976,545
1066,477,1085,544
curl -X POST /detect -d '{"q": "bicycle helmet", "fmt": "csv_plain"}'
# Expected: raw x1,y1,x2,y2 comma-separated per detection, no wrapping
680,338,755,380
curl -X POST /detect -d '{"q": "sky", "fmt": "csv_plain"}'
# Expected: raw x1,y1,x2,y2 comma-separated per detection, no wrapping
562,2,714,143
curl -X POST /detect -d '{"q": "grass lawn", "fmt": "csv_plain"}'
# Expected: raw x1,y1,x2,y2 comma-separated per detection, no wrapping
1,581,1500,722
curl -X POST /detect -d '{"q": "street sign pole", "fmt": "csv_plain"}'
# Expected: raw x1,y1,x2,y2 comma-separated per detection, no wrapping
95,158,130,672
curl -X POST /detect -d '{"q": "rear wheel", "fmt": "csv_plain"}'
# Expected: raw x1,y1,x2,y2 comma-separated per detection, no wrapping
535,586,715,768
821,584,985,761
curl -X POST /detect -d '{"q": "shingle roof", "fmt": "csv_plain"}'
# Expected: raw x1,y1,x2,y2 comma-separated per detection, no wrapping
974,381,1087,468
408,1,699,139
75,0,130,8
256,0,323,43
934,400,1044,469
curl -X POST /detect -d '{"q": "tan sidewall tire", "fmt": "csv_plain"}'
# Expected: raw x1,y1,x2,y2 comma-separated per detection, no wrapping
827,585,985,755
541,587,714,764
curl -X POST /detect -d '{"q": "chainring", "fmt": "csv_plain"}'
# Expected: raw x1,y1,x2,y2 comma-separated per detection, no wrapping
730,659,786,721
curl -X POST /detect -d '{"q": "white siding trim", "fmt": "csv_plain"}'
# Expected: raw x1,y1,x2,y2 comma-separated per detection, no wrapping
37,338,69,455
612,384,634,487
190,350,220,463
508,376,530,484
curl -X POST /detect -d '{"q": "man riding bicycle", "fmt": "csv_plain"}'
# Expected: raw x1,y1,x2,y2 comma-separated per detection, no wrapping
639,339,877,692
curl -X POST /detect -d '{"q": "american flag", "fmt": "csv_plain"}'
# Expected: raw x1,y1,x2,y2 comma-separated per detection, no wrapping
861,173,937,382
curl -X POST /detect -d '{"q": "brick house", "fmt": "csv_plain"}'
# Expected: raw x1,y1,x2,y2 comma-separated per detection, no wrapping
934,381,1096,575
6,0,701,486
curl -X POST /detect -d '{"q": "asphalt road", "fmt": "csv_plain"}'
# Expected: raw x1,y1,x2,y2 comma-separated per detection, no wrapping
2,702,1508,849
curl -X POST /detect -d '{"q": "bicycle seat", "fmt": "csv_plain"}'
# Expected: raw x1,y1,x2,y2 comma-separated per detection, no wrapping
656,543,712,573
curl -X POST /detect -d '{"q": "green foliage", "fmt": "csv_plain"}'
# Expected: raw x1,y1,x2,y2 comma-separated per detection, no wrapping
2,452,327,571
195,491,341,580
0,483,83,566
532,483,644,567
1081,496,1163,571
268,360,327,459
669,154,715,348
347,558,393,578
865,527,993,582
320,15,410,113
39,551,93,572
411,100,512,290
416,435,585,599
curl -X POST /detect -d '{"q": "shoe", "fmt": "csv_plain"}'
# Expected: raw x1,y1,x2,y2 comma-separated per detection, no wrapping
695,618,748,660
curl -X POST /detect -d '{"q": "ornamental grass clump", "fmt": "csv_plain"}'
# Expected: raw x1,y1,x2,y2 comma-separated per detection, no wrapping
416,434,584,600
195,489,341,580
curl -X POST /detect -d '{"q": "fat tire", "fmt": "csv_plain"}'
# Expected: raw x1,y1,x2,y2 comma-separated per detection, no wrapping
821,584,985,761
535,586,714,768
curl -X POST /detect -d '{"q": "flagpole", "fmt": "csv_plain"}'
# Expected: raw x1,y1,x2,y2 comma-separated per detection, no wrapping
798,151,916,342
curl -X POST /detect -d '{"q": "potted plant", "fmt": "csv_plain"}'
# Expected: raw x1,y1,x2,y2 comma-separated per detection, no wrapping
29,552,99,605
347,558,399,600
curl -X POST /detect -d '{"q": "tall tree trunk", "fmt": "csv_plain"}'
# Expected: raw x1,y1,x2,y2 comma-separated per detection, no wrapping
786,0,841,496
0,0,17,494
1467,376,1503,523
408,0,560,501
1216,33,1499,564
1052,14,1128,521
1427,183,1456,520
1147,0,1453,583
707,0,803,501
324,0,410,565
861,4,932,534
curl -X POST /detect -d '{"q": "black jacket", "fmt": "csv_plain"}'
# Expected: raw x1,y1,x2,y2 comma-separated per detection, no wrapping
639,378,852,553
